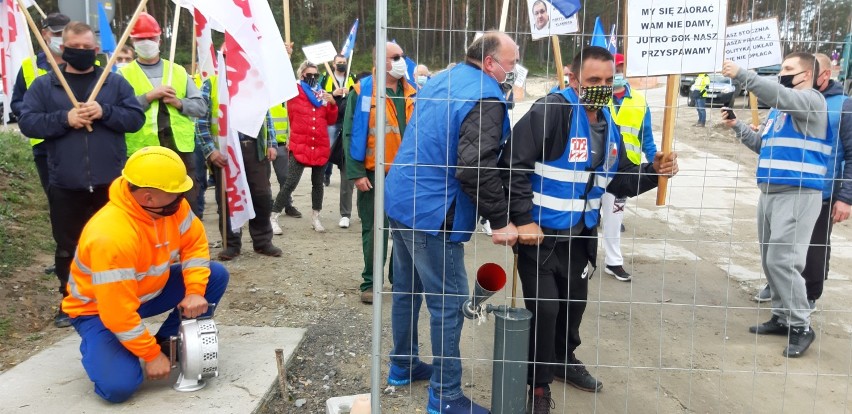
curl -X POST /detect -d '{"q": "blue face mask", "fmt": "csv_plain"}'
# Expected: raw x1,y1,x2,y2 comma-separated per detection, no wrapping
613,73,627,89
416,75,428,86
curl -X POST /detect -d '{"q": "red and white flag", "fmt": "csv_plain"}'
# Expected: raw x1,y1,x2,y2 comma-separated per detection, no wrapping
193,8,217,79
193,0,297,137
216,50,254,231
0,0,33,123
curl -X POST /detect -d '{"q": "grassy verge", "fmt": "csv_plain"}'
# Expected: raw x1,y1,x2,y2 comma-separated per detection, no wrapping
0,131,52,277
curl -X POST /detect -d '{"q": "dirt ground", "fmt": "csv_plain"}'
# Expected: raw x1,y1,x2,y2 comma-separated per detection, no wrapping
1,77,851,413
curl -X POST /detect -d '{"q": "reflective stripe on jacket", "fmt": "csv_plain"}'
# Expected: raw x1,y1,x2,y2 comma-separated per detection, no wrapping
21,56,47,146
62,177,211,362
269,103,289,143
351,75,416,172
758,109,832,190
120,60,195,155
608,88,646,165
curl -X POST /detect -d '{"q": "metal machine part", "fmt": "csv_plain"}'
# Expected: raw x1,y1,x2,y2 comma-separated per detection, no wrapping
168,304,220,392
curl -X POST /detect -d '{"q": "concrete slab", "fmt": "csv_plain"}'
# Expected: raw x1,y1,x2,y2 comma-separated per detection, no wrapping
0,325,305,413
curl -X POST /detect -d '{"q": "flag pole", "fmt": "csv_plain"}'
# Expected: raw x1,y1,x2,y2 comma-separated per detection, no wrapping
86,0,149,103
551,36,565,89
166,2,181,86
344,46,354,86
30,1,46,19
282,0,291,44
190,14,197,76
15,0,92,132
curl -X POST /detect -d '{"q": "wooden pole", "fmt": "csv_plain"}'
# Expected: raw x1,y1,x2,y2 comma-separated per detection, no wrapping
275,349,288,400
344,49,355,88
748,92,759,127
30,1,46,19
86,0,150,103
323,62,341,89
220,166,228,251
551,36,565,90
166,3,181,86
655,74,679,206
190,15,197,76
498,0,510,31
15,0,92,131
282,0,291,44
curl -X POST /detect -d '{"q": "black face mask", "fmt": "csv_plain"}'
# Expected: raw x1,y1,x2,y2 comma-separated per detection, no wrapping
142,194,184,217
303,74,318,88
335,63,347,72
778,71,805,89
61,47,96,71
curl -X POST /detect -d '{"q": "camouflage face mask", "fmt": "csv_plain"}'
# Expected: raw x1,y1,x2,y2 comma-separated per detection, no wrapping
579,85,613,111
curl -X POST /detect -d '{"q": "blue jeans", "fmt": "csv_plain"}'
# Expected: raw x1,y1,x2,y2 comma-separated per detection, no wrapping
193,145,208,217
695,93,707,124
389,218,468,400
71,262,229,403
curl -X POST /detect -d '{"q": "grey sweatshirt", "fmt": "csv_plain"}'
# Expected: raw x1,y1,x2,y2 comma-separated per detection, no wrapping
731,68,827,193
131,59,206,118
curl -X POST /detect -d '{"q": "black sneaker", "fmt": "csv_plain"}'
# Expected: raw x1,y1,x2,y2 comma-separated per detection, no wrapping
254,245,283,257
748,315,789,335
554,356,603,392
604,265,632,282
783,327,815,358
284,206,303,218
528,385,555,414
218,247,241,261
323,175,331,187
54,307,72,328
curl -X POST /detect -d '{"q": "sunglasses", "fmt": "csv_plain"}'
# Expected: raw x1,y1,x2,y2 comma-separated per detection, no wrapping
389,54,406,62
303,73,318,79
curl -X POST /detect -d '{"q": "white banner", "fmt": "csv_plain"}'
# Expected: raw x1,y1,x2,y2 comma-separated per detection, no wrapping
216,51,255,232
724,18,782,70
302,41,338,65
625,0,728,77
527,0,579,41
0,0,33,123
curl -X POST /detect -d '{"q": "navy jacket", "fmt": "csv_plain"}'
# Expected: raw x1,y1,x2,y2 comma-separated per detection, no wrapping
19,66,145,191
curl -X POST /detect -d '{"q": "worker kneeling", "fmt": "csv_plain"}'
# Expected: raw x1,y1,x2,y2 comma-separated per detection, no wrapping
62,146,229,403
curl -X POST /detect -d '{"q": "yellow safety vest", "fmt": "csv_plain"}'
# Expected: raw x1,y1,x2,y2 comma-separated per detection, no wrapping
21,56,48,146
119,59,195,155
322,72,356,93
608,90,647,165
268,103,289,144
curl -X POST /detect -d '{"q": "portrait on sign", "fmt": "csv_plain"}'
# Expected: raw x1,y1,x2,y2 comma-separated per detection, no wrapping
527,0,578,40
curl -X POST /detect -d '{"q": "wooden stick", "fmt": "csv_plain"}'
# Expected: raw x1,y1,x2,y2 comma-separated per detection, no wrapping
166,3,181,86
498,0,510,32
655,74,679,206
511,253,518,308
30,1,46,19
748,92,759,127
275,348,287,399
344,52,354,90
323,62,341,89
551,36,564,90
15,0,93,131
86,0,149,103
190,14,197,76
282,0,291,44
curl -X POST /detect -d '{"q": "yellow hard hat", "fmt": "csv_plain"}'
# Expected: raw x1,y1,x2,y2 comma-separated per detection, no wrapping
122,146,194,193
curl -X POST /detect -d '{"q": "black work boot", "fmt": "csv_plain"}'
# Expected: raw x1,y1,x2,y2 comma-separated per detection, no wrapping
749,315,789,335
554,354,603,392
527,384,555,414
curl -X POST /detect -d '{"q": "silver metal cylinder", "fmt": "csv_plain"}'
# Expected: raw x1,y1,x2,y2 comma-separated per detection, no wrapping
489,305,532,414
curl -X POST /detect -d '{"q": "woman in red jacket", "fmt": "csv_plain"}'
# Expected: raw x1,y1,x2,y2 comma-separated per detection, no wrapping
275,61,338,232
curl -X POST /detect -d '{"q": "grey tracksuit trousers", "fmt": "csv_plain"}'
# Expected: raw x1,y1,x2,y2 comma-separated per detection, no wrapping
757,189,820,329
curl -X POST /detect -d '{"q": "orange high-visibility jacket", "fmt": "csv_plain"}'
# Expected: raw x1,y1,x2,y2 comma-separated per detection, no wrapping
352,78,416,173
62,177,211,362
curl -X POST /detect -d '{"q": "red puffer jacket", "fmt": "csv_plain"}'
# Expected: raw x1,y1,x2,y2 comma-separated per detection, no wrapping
287,86,338,166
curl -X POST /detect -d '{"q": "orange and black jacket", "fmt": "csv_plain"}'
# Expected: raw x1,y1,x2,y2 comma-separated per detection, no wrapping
62,177,210,362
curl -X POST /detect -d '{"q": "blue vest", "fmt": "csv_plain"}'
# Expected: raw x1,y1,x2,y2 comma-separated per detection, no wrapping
385,63,509,242
757,109,832,190
350,75,373,162
821,94,848,199
531,88,621,230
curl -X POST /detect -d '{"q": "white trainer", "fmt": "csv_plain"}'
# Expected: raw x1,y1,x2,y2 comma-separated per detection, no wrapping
339,216,350,228
311,210,326,233
270,212,283,235
480,220,493,236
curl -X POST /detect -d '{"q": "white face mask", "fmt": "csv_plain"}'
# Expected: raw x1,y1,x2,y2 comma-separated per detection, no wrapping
134,40,160,59
48,36,62,55
389,58,407,80
115,62,129,69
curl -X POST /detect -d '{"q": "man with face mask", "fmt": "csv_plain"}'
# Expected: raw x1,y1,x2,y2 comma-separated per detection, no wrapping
600,53,658,282
11,13,69,197
18,22,145,328
342,42,417,304
414,64,431,88
118,12,207,218
721,53,830,358
501,46,678,412
60,146,229,403
385,32,520,414
751,53,852,310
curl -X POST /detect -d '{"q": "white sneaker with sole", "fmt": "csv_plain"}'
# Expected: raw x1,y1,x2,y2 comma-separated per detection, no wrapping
480,220,493,236
339,216,350,228
311,210,326,233
270,212,283,235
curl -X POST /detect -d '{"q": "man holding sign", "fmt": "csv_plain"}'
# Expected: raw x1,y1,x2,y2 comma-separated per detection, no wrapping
721,53,829,358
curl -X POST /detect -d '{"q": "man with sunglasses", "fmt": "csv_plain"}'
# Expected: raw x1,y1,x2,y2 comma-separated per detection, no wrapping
385,32,520,414
343,42,417,304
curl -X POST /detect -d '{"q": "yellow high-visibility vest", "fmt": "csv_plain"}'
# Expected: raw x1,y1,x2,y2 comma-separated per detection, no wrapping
608,90,647,165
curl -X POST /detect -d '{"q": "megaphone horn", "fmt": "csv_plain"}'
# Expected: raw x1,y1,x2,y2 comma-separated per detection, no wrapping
462,263,507,319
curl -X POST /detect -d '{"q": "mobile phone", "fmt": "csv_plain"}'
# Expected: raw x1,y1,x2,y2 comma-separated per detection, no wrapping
723,108,736,119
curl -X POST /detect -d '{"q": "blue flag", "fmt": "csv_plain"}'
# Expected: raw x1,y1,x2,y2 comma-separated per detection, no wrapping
550,0,582,18
608,24,617,54
590,16,608,48
97,2,116,54
340,19,359,58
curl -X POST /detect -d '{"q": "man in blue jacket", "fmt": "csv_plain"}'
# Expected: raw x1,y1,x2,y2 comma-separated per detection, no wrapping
385,31,519,414
19,22,145,328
